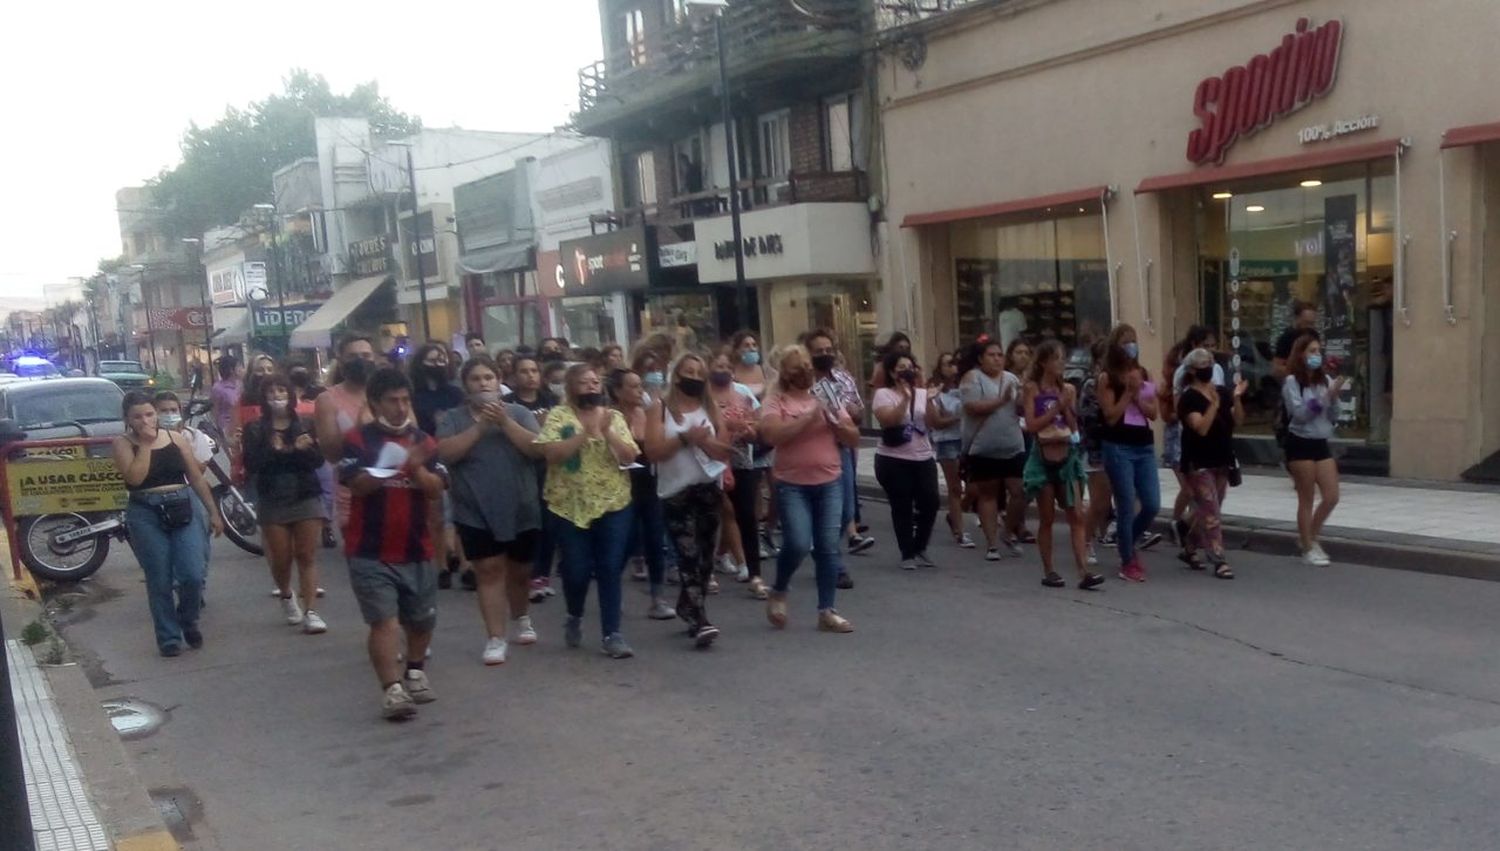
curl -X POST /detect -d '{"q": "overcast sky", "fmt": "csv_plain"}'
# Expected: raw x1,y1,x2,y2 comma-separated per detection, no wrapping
0,0,603,301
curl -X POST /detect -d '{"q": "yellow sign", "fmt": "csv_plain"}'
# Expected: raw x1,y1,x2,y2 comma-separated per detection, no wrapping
17,444,84,460
5,457,127,516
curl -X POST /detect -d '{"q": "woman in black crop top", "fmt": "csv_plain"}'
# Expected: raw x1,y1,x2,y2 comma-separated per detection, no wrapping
112,390,223,657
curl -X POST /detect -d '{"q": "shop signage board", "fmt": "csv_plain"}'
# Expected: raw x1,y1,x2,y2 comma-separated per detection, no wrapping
208,262,246,307
1298,114,1379,145
658,242,697,269
349,235,392,278
5,456,128,516
693,203,875,284
1186,18,1344,165
252,302,327,335
242,261,268,301
558,225,656,293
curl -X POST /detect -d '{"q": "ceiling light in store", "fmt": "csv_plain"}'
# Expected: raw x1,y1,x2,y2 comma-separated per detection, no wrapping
1212,192,1233,200
1246,204,1266,213
1300,179,1323,188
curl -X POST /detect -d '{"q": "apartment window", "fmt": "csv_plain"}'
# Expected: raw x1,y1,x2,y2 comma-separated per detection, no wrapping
824,94,854,172
625,8,647,67
624,149,657,208
758,110,791,181
673,132,706,195
669,0,691,23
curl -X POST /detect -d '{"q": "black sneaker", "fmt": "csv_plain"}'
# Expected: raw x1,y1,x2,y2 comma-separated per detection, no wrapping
847,534,875,554
1041,572,1065,588
321,525,337,549
460,570,477,592
693,624,721,648
1139,531,1164,550
183,626,203,649
160,644,182,658
1078,573,1105,590
836,571,854,590
437,570,453,590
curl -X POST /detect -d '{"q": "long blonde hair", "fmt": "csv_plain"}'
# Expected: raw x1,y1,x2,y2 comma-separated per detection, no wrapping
663,351,724,435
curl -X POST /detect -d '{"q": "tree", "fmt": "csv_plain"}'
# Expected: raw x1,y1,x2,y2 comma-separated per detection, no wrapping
149,70,421,237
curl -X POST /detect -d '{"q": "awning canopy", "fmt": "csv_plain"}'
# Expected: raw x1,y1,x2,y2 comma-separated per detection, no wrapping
901,185,1110,228
1135,138,1404,194
211,309,250,346
288,275,389,350
1441,121,1500,150
457,242,535,275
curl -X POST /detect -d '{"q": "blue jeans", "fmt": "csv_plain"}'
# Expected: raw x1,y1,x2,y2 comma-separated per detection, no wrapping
1102,441,1161,564
125,492,209,652
626,488,670,597
554,506,634,640
774,480,844,611
839,447,861,530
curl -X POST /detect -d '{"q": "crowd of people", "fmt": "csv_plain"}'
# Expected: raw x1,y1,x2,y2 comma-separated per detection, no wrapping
109,310,1341,720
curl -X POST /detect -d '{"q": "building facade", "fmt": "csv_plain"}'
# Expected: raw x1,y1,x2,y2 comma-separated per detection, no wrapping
572,0,883,380
878,0,1500,480
115,187,210,384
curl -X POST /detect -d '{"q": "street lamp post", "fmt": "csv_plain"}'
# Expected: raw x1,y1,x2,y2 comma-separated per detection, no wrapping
689,0,751,332
388,141,432,341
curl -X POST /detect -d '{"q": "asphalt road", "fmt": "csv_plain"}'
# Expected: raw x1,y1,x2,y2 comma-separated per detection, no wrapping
53,505,1500,851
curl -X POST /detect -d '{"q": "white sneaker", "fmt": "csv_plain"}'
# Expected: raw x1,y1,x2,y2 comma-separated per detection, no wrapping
482,637,509,666
717,554,739,576
1304,545,1331,567
404,669,436,703
985,547,1002,562
302,610,327,634
1310,543,1331,565
512,615,538,645
735,563,750,583
381,683,416,721
956,531,976,549
900,558,918,571
280,594,302,625
1087,544,1099,567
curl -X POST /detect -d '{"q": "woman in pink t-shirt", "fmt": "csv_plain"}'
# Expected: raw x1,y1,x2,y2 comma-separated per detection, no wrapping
760,345,859,634
872,349,940,570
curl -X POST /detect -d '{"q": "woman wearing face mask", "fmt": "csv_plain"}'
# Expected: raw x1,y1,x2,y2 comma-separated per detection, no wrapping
243,373,329,633
543,361,570,405
730,331,773,400
533,364,641,658
709,349,765,594
113,391,224,657
760,346,859,633
645,354,735,647
632,346,667,401
869,331,913,391
1162,326,1220,550
409,343,467,588
1283,336,1343,566
505,355,561,601
1177,348,1245,578
1021,341,1104,590
230,353,278,487
926,351,972,548
960,340,1027,561
1096,324,1160,582
609,367,676,620
288,364,337,549
437,357,545,664
1003,338,1038,543
873,350,940,570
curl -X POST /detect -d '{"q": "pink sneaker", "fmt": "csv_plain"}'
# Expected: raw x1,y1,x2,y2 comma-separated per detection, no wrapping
1118,560,1146,583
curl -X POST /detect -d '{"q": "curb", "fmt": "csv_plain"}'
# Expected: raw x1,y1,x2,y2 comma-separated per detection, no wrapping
855,479,1500,581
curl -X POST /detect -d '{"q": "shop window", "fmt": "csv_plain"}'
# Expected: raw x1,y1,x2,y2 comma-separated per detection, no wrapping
823,94,854,172
951,207,1111,357
640,293,718,354
556,296,618,349
625,9,647,67
481,303,542,350
1195,161,1395,443
758,111,791,181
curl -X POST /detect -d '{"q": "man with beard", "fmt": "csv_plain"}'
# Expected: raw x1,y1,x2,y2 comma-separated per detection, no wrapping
339,367,448,720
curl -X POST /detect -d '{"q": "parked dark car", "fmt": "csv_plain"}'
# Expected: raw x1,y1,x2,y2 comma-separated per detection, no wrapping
0,378,125,442
95,359,154,390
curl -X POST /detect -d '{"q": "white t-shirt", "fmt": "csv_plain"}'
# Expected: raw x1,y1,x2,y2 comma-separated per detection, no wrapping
182,426,214,465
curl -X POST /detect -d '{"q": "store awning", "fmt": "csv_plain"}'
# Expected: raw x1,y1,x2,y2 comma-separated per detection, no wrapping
457,242,535,275
1441,121,1500,150
1135,138,1404,194
288,275,389,349
211,310,250,346
901,185,1111,228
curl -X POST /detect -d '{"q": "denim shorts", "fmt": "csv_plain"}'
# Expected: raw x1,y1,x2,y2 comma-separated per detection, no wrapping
933,439,962,461
1162,422,1182,470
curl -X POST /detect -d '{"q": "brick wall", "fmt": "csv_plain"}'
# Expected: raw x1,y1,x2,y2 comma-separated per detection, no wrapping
789,101,824,173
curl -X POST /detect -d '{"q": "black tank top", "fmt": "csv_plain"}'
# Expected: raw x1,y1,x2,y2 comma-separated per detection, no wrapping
131,439,189,491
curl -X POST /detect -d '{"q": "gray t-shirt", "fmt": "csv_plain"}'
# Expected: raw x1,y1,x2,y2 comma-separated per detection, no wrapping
960,369,1025,459
434,403,541,541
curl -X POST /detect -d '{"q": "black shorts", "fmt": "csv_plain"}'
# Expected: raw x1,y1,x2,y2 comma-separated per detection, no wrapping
965,452,1026,483
455,524,539,563
1284,434,1332,463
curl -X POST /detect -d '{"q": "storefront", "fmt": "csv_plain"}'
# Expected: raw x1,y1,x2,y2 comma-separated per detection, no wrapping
881,0,1500,479
694,202,878,387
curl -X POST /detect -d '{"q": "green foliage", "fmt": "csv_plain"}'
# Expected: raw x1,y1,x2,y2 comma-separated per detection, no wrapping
149,69,421,238
20,619,48,646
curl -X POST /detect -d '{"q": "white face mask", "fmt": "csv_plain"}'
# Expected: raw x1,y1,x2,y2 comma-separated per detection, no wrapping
158,413,183,429
268,399,290,413
548,382,566,398
377,414,413,432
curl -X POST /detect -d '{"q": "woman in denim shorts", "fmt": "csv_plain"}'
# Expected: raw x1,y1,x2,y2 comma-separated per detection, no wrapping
926,351,973,548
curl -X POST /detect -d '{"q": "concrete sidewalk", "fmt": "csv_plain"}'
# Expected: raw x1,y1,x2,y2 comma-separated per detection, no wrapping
854,444,1500,577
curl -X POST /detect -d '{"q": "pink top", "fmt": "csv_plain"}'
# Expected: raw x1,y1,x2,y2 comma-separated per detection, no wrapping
873,387,934,462
765,392,848,486
1123,381,1157,427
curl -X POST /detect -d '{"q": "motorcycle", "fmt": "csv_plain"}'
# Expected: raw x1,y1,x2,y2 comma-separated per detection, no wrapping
183,398,263,558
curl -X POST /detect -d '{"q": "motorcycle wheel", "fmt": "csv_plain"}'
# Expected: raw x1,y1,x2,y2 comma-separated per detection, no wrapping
216,486,264,556
18,513,109,582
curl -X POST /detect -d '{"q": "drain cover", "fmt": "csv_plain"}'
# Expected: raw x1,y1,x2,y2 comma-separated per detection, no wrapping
101,697,167,739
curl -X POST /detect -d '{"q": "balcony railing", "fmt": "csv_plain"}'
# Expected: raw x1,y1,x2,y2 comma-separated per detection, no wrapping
578,0,864,116
605,169,868,228
874,0,1007,32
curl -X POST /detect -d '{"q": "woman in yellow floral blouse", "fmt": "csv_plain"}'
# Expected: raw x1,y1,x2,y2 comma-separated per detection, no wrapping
534,363,641,659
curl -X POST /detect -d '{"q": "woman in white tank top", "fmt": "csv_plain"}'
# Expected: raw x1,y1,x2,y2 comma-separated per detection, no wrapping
644,353,735,648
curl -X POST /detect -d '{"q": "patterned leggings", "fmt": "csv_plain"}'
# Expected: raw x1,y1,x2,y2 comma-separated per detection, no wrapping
1184,468,1229,563
664,482,722,631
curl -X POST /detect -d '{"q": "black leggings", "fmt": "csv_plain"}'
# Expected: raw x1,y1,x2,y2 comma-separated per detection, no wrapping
729,467,764,578
874,455,940,560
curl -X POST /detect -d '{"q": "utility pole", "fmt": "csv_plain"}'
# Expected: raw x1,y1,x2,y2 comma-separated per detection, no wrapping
714,9,751,333
404,147,432,341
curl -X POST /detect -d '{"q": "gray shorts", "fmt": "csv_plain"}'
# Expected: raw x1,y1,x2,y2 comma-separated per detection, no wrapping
933,438,962,461
347,557,438,631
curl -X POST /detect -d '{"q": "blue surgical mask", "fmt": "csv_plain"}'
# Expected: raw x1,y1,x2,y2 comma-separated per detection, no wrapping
1123,342,1140,360
644,371,666,388
741,351,760,366
1305,354,1323,371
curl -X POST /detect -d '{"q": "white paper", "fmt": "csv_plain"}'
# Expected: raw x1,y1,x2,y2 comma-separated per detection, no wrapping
363,467,401,479
373,441,409,470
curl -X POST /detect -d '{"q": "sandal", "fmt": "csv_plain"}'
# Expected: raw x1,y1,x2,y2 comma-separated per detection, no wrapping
1041,572,1065,588
1214,563,1234,580
1177,551,1206,571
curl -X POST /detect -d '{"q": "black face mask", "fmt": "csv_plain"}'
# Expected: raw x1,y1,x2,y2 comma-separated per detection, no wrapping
541,350,564,363
709,371,733,388
812,354,836,373
342,358,372,385
575,392,605,410
423,364,447,383
785,369,814,390
897,369,918,384
677,377,706,398
1194,366,1215,384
